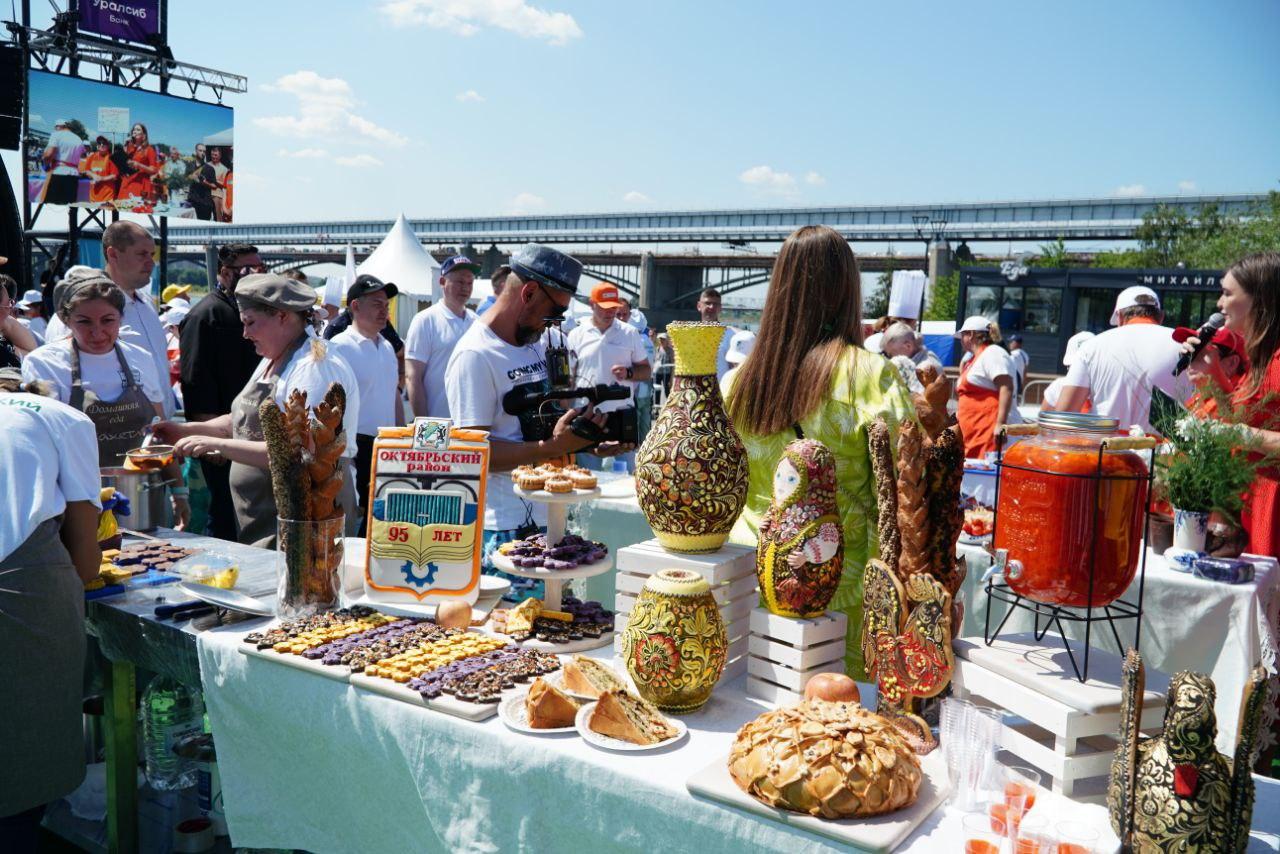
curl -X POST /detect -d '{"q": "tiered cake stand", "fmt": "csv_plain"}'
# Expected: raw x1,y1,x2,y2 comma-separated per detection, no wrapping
487,485,614,652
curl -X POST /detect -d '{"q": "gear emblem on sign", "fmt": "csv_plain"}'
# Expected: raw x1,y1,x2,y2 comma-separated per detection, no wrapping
400,560,440,588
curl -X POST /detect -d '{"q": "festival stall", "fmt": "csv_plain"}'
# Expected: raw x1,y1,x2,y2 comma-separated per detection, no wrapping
355,213,442,339
82,321,1280,853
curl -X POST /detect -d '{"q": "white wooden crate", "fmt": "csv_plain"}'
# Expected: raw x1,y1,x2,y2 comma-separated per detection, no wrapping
615,568,757,604
749,607,847,648
744,608,850,706
952,634,1168,800
615,538,756,584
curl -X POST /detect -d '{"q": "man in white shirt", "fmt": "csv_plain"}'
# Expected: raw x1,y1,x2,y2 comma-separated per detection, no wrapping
101,221,174,417
696,287,738,380
1055,287,1192,433
567,283,650,470
41,119,85,205
1007,334,1031,399
327,275,404,529
446,243,627,598
406,255,480,419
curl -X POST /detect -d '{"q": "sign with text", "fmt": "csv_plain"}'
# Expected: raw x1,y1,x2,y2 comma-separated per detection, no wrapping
78,0,161,44
97,106,129,134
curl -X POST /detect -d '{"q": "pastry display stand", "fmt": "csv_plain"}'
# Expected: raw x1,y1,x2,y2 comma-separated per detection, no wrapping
489,485,614,653
951,633,1169,801
745,608,848,706
615,538,757,680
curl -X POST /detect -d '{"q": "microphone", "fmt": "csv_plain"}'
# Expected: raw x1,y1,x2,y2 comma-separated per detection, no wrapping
1173,312,1225,376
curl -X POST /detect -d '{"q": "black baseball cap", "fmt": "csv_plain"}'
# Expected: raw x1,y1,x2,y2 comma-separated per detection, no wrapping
346,274,398,303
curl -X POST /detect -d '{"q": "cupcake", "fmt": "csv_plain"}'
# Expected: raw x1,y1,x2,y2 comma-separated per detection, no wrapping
545,476,574,494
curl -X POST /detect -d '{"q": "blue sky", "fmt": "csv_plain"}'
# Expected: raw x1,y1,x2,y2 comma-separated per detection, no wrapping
6,0,1279,226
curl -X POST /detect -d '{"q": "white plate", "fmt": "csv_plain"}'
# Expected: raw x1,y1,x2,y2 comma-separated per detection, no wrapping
543,665,630,701
177,581,274,616
513,485,602,504
498,691,580,735
480,575,512,597
574,700,687,752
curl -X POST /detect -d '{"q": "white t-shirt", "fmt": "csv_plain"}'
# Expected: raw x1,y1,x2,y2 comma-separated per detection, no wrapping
863,332,884,355
1010,348,1031,379
961,345,1024,424
0,393,102,563
22,338,164,407
1062,322,1191,433
248,338,361,459
45,128,85,175
328,326,400,436
43,313,69,343
567,319,648,413
18,316,47,343
445,322,550,532
1042,376,1068,409
405,302,477,419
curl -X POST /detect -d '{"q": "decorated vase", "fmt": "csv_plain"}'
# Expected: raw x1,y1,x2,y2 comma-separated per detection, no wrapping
622,568,728,712
635,322,749,553
756,439,844,617
1172,508,1210,553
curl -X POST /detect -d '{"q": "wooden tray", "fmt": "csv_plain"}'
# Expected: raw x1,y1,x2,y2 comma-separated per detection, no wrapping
239,643,353,681
349,671,507,722
686,748,949,854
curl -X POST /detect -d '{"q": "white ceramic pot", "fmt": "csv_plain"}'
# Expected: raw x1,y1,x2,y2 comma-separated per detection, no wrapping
1172,508,1210,553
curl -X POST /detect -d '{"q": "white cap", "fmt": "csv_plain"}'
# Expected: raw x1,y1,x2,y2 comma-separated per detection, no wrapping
17,289,43,308
1061,330,1095,367
1109,286,1160,326
954,315,992,337
164,306,189,326
726,329,756,365
165,297,190,312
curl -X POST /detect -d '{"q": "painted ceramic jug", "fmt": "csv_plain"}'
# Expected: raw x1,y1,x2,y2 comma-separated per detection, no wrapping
756,438,844,617
622,568,728,712
635,322,749,553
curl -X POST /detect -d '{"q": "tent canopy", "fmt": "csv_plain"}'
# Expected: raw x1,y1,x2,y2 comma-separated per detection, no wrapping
203,128,233,146
356,214,442,301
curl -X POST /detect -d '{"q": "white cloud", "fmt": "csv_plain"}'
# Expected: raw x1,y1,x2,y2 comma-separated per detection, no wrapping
622,191,651,204
804,171,826,186
507,191,547,214
380,0,583,45
1113,183,1148,198
277,147,329,159
739,165,798,195
456,89,485,103
1178,180,1197,192
334,154,384,168
254,71,408,147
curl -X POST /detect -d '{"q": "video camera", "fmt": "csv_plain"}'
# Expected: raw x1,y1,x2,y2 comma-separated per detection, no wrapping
502,382,638,445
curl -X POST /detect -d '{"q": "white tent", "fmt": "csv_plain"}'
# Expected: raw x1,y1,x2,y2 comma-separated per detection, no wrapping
356,214,442,338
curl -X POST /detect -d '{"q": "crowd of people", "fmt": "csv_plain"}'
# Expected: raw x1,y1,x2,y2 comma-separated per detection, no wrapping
38,119,231,219
1,223,1278,840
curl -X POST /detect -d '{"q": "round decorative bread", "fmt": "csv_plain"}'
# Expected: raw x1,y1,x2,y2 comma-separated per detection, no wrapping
517,471,547,490
728,700,922,819
570,471,597,489
544,476,573,494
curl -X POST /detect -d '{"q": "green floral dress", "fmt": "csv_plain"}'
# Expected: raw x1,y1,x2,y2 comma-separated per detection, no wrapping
723,346,917,679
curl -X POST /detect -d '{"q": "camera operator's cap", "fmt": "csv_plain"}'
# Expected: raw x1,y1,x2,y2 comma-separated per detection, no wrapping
589,282,624,309
1061,330,1095,366
235,273,317,314
17,289,43,308
440,255,481,277
954,315,992,337
162,284,191,304
346,273,398,304
1110,285,1161,326
509,243,583,295
726,329,757,365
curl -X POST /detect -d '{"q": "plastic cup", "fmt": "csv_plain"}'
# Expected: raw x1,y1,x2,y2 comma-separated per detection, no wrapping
1015,813,1052,854
963,812,1004,854
1054,821,1099,854
1004,764,1042,811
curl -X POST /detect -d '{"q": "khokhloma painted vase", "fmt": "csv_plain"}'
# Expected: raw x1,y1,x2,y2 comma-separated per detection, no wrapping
635,321,749,553
622,568,728,712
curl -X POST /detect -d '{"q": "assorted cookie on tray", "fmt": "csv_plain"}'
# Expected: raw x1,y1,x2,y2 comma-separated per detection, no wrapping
112,542,199,572
498,533,608,569
490,596,614,644
513,462,598,493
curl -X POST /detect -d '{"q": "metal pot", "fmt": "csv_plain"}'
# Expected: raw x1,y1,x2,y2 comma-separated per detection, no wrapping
100,467,173,532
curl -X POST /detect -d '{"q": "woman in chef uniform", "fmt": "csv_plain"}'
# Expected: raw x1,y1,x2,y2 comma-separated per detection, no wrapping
0,369,102,849
21,272,190,528
954,315,1022,459
153,274,360,546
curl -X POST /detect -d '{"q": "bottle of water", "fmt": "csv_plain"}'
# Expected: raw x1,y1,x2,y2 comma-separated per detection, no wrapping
141,675,204,790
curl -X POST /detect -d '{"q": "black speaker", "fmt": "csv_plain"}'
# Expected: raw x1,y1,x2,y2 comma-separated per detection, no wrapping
0,44,22,151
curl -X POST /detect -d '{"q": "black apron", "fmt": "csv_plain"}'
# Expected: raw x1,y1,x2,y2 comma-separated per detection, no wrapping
68,342,155,467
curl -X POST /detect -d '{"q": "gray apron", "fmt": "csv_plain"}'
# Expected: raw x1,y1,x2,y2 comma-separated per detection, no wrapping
230,337,357,547
69,342,155,467
0,517,87,815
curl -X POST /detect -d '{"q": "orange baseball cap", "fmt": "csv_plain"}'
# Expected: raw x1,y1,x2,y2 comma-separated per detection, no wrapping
590,282,624,309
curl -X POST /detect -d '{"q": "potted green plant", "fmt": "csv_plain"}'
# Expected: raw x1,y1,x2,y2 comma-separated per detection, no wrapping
1155,414,1263,553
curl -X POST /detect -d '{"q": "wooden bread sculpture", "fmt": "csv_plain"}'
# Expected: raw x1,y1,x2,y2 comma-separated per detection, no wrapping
913,364,953,441
1108,649,1267,853
261,380,348,614
861,418,966,753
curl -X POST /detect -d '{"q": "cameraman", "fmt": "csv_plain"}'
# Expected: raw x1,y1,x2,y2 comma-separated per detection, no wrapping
567,283,650,471
179,244,266,540
445,244,631,595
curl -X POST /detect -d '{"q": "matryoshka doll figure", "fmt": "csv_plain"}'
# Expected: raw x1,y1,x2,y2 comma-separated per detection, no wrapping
756,438,843,617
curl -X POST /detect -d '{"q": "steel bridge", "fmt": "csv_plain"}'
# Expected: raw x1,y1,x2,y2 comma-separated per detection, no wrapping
159,193,1268,247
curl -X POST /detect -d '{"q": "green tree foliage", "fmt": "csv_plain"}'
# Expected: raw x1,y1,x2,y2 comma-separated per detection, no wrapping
864,259,892,318
1092,193,1280,269
1031,238,1070,268
925,271,959,321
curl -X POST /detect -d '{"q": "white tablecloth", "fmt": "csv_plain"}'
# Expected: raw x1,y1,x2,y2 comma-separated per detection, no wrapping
197,628,1118,853
959,544,1280,756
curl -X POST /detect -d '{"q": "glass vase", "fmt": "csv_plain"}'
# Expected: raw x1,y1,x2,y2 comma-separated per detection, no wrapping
276,515,345,617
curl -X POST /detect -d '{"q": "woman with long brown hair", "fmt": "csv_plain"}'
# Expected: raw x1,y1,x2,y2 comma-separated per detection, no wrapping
1181,251,1280,559
723,225,916,678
